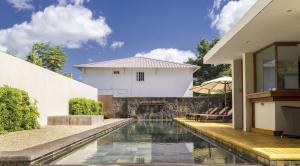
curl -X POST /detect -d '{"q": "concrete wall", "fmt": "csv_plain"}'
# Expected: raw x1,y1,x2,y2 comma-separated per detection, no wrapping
232,59,243,129
254,101,300,135
0,52,98,126
242,53,255,132
254,102,276,130
80,68,194,97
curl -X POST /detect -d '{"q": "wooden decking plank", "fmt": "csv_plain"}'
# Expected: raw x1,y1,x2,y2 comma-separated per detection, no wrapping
175,118,300,161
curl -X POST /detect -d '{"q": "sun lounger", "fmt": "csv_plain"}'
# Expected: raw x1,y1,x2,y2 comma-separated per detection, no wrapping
195,107,230,121
202,109,233,121
216,106,229,115
194,107,219,121
185,107,215,120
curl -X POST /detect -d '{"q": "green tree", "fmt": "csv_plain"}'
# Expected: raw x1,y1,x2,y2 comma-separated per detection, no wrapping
26,50,42,67
26,43,67,73
186,39,231,85
42,45,66,72
219,67,232,77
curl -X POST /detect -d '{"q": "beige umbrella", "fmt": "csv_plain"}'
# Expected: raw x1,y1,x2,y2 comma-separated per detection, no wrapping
192,76,232,106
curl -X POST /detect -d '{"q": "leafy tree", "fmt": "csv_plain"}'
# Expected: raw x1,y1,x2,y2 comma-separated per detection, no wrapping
26,43,67,73
27,52,42,67
26,43,72,77
186,39,231,85
219,67,232,77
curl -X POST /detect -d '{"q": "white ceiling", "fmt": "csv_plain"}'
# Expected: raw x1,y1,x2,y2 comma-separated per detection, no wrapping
204,0,300,64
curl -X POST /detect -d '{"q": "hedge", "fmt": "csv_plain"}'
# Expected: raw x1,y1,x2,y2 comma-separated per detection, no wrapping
69,98,105,116
0,86,39,134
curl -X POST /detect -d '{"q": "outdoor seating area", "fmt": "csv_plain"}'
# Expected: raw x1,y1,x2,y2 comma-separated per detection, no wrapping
187,76,233,122
186,107,232,122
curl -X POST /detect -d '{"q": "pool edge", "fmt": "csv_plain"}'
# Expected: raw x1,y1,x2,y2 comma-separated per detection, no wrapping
0,118,134,166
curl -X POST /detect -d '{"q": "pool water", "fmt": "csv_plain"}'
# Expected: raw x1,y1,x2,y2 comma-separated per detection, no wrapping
51,121,255,165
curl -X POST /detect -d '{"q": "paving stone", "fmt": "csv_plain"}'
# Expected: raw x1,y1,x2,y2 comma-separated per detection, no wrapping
0,119,132,165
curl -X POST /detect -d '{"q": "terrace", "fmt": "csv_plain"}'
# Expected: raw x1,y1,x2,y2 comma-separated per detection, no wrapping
176,118,300,165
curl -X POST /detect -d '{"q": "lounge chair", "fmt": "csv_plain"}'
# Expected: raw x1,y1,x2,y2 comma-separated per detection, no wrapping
219,109,233,120
195,107,219,121
216,106,229,115
202,109,233,121
186,107,215,120
202,107,214,114
195,107,229,121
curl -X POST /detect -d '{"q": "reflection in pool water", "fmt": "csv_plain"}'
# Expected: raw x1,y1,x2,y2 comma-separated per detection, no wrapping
51,121,255,165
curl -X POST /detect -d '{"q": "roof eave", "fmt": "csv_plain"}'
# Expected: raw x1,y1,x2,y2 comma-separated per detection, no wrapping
74,65,200,70
203,0,273,65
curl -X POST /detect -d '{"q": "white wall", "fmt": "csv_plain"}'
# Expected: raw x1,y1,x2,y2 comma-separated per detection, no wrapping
254,102,276,130
254,101,300,135
0,52,98,126
80,68,194,97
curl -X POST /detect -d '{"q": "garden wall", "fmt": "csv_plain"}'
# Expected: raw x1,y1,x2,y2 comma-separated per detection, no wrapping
112,97,223,119
0,51,98,126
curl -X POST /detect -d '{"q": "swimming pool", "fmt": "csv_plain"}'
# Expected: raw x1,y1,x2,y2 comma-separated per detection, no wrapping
49,121,257,165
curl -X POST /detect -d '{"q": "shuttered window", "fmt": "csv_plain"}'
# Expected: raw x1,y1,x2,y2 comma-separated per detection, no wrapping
136,72,144,81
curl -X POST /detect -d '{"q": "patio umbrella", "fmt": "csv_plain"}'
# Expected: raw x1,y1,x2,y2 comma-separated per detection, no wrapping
192,76,232,107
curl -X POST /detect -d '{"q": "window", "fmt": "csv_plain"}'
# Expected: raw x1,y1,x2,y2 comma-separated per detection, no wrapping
255,46,276,92
255,43,300,92
113,71,120,74
136,72,144,81
277,45,300,89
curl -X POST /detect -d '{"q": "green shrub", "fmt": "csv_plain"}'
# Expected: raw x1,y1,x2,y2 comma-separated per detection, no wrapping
101,111,108,119
0,85,39,133
69,98,105,116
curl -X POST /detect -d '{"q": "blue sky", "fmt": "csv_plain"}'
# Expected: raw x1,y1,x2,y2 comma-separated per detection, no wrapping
0,0,256,79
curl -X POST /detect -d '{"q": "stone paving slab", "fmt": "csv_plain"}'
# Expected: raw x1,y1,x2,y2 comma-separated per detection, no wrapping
0,119,122,151
0,118,132,164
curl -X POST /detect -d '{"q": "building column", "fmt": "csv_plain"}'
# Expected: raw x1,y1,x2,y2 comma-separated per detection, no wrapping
242,53,255,132
232,59,243,129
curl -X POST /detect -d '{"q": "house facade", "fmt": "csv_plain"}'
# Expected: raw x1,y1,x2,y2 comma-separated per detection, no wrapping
204,0,300,136
76,57,199,97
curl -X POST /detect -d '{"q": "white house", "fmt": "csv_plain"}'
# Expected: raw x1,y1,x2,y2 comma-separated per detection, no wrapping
75,57,199,97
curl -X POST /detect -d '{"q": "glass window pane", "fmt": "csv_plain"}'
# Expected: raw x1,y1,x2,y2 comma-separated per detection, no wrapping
277,46,300,89
256,46,276,92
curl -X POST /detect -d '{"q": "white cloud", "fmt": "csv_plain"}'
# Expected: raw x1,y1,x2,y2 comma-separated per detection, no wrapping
135,48,195,63
0,4,112,58
58,0,90,6
6,0,34,10
212,0,224,10
110,41,124,50
88,58,93,62
210,0,257,36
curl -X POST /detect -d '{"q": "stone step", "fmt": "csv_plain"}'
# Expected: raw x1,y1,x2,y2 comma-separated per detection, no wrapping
47,115,104,125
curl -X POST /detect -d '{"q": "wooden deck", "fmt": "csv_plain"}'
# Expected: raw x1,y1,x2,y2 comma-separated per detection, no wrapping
175,118,300,161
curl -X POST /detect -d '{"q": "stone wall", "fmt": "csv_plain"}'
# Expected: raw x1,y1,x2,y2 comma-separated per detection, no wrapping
112,97,223,119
